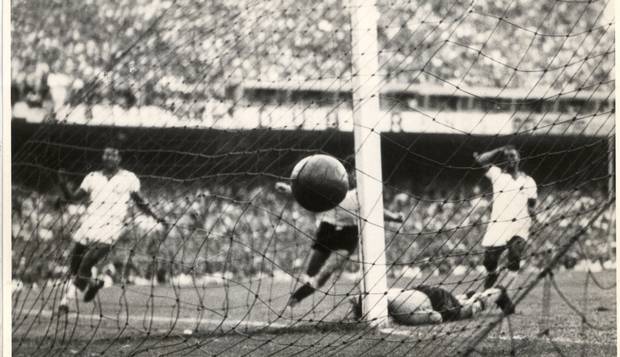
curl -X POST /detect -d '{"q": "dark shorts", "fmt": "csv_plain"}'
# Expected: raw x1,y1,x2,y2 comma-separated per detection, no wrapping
312,222,358,255
69,241,112,290
483,236,526,272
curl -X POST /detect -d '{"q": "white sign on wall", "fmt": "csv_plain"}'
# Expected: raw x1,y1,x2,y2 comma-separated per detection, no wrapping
14,102,615,137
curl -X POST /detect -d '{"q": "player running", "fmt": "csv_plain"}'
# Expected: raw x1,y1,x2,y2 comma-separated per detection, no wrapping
473,145,537,294
275,157,404,308
348,285,515,325
58,138,167,314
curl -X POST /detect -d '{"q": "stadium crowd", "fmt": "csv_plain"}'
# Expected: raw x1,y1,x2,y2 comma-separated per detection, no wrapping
12,181,614,288
10,0,614,292
11,0,613,119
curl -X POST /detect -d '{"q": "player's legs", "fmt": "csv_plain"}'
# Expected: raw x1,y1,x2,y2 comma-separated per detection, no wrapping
289,248,331,306
59,242,89,313
69,242,88,276
75,243,112,302
348,295,363,320
289,249,351,306
504,236,526,294
483,245,506,289
289,223,356,307
316,249,350,286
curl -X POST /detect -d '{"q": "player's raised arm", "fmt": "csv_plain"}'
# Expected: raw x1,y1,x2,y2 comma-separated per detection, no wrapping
473,147,506,168
57,169,89,203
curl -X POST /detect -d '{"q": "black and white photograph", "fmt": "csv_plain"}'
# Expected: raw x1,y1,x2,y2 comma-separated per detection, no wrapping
6,0,616,355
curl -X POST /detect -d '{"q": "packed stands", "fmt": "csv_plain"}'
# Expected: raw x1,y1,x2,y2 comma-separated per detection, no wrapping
11,0,613,117
12,181,614,287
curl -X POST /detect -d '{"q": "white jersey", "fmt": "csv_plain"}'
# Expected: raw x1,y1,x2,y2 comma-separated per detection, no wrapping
317,189,359,227
482,165,537,247
72,169,140,244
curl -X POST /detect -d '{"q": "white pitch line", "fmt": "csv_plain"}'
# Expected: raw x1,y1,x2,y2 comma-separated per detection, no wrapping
379,328,614,346
17,310,615,347
17,309,288,330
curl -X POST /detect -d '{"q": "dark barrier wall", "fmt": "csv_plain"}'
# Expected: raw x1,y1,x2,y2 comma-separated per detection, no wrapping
12,120,611,194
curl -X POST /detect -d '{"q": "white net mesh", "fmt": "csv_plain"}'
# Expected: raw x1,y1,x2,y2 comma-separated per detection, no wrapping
11,0,615,356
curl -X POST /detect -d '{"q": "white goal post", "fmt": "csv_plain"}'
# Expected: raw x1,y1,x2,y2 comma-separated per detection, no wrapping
349,0,390,327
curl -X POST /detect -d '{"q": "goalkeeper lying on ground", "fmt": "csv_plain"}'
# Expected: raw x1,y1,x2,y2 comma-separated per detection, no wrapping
349,285,515,325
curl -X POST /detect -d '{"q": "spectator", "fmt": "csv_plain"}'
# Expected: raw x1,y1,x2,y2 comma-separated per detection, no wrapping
11,178,614,286
10,0,612,120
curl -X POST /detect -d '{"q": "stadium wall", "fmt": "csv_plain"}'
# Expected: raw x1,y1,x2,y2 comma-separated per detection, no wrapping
12,120,610,194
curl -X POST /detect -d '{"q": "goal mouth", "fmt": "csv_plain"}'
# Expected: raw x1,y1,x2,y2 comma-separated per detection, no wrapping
10,0,615,355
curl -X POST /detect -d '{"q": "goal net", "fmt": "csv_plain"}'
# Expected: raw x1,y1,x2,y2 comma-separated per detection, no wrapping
11,0,615,356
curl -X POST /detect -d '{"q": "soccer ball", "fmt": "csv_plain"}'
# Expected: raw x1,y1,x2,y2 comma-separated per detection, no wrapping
290,154,349,212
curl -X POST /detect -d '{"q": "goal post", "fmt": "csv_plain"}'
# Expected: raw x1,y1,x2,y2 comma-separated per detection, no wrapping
10,0,616,354
349,0,389,327
607,135,615,260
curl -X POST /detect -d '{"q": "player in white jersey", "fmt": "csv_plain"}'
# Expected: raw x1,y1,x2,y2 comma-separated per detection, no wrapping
473,145,537,292
58,139,167,314
275,157,404,307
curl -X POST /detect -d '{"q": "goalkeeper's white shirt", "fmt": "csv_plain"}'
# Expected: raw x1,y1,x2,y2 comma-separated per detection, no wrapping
73,169,140,244
482,165,537,247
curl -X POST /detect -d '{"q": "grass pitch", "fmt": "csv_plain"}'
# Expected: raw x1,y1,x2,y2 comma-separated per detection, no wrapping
11,269,616,356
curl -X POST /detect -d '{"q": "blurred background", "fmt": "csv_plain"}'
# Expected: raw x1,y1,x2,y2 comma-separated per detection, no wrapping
11,0,614,293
